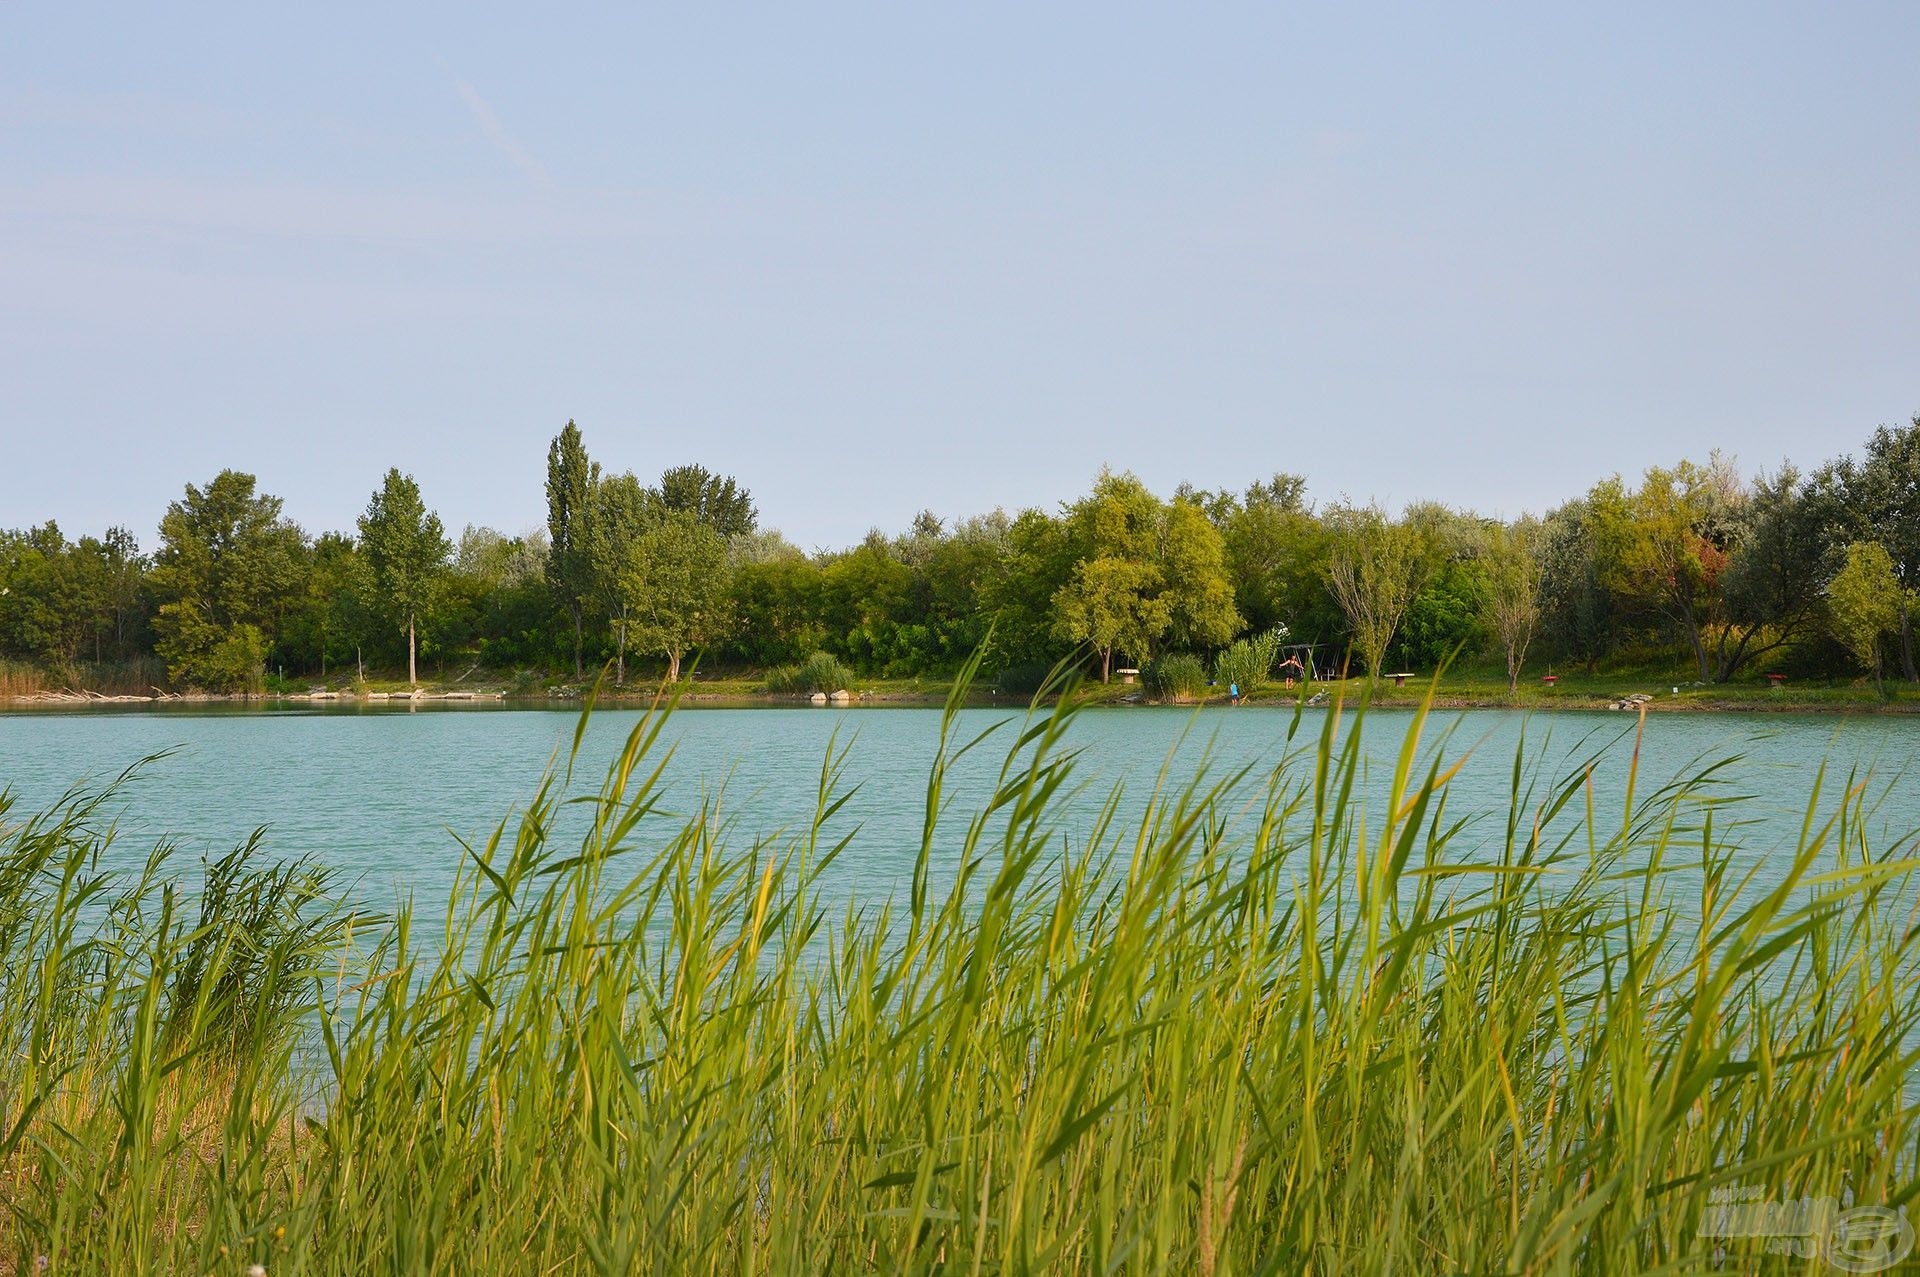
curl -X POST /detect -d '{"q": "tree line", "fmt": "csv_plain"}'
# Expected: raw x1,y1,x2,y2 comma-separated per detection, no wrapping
3,415,1918,695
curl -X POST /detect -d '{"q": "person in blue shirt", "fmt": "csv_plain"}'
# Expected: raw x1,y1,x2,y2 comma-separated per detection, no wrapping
1229,682,1239,705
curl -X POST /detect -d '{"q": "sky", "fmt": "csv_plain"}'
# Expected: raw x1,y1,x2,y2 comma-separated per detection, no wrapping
3,2,1917,551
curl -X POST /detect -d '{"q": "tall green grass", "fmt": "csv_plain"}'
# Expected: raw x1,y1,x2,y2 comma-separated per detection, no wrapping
764,651,858,695
2,663,1917,1274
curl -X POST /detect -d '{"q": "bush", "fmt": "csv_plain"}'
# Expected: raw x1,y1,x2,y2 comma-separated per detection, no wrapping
1214,630,1281,698
991,661,1054,697
764,650,857,695
1150,652,1208,701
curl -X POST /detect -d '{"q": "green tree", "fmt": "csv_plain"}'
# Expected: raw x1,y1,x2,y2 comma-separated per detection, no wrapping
590,473,658,683
1158,497,1242,652
1483,518,1544,692
1215,475,1337,642
1054,556,1169,683
1827,541,1906,695
1539,499,1615,675
150,471,307,691
1051,471,1241,681
621,510,731,681
1824,417,1920,681
984,509,1074,671
1712,465,1831,680
546,422,601,679
657,464,757,539
728,554,827,666
358,469,450,687
1325,505,1427,680
0,524,75,665
1589,457,1746,682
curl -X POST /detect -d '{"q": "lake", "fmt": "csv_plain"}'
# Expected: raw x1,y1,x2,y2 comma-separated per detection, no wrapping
3,702,1918,919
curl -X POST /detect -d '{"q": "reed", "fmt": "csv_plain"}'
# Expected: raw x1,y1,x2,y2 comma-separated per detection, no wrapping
1,660,1916,1274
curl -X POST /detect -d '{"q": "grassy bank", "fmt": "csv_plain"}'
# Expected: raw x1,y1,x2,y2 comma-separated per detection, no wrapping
2,671,1918,1273
5,651,1915,714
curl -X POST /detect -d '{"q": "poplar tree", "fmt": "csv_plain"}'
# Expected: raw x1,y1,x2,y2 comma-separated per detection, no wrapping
359,469,449,687
546,422,600,679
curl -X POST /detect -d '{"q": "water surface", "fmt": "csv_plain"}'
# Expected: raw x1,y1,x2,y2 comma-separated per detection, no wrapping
3,703,1917,919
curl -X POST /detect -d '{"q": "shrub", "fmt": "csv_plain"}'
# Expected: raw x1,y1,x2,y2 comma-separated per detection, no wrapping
1149,652,1208,701
991,661,1054,697
1214,630,1280,697
764,650,857,694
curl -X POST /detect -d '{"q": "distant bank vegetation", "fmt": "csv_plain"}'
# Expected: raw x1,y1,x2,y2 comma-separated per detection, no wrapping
4,415,1920,697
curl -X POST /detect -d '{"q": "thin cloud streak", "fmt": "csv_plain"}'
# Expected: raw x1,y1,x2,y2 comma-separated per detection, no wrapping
446,68,548,185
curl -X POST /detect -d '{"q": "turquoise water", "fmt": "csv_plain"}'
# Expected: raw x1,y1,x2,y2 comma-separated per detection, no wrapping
2,703,1918,916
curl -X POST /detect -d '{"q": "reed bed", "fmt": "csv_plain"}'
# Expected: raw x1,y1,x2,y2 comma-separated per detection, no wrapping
2,662,1917,1274
0,657,167,700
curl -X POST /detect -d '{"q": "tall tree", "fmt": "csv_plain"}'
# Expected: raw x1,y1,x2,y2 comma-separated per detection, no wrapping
1712,465,1831,680
1825,417,1920,681
1051,471,1240,681
358,469,449,687
1827,542,1905,696
621,510,731,682
1483,518,1545,692
150,471,307,691
589,472,657,683
657,464,757,539
1157,497,1243,652
1589,457,1746,682
1053,556,1169,683
1539,499,1615,674
1325,505,1428,680
546,422,601,679
1216,474,1335,641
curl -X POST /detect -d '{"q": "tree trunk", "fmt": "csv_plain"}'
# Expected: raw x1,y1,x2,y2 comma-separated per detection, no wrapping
1100,647,1112,683
407,613,417,687
357,645,364,682
615,613,627,685
1683,620,1709,683
573,609,584,680
1901,608,1918,683
668,649,682,682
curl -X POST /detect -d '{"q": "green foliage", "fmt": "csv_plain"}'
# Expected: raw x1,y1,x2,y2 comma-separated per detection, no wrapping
1827,541,1905,691
657,463,757,538
1212,629,1279,696
764,649,856,694
621,510,731,682
9,420,1920,694
1394,557,1486,670
1053,554,1168,683
1325,504,1428,678
1050,471,1241,681
149,471,305,691
990,659,1054,696
358,468,450,685
546,421,602,677
1482,516,1543,690
3,686,1917,1271
1148,651,1207,700
1822,416,1920,681
1540,498,1615,674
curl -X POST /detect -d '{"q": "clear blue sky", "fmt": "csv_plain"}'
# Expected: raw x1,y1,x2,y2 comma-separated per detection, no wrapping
4,3,1916,550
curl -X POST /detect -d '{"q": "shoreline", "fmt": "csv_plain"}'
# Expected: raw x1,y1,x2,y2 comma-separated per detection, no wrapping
3,684,1915,715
